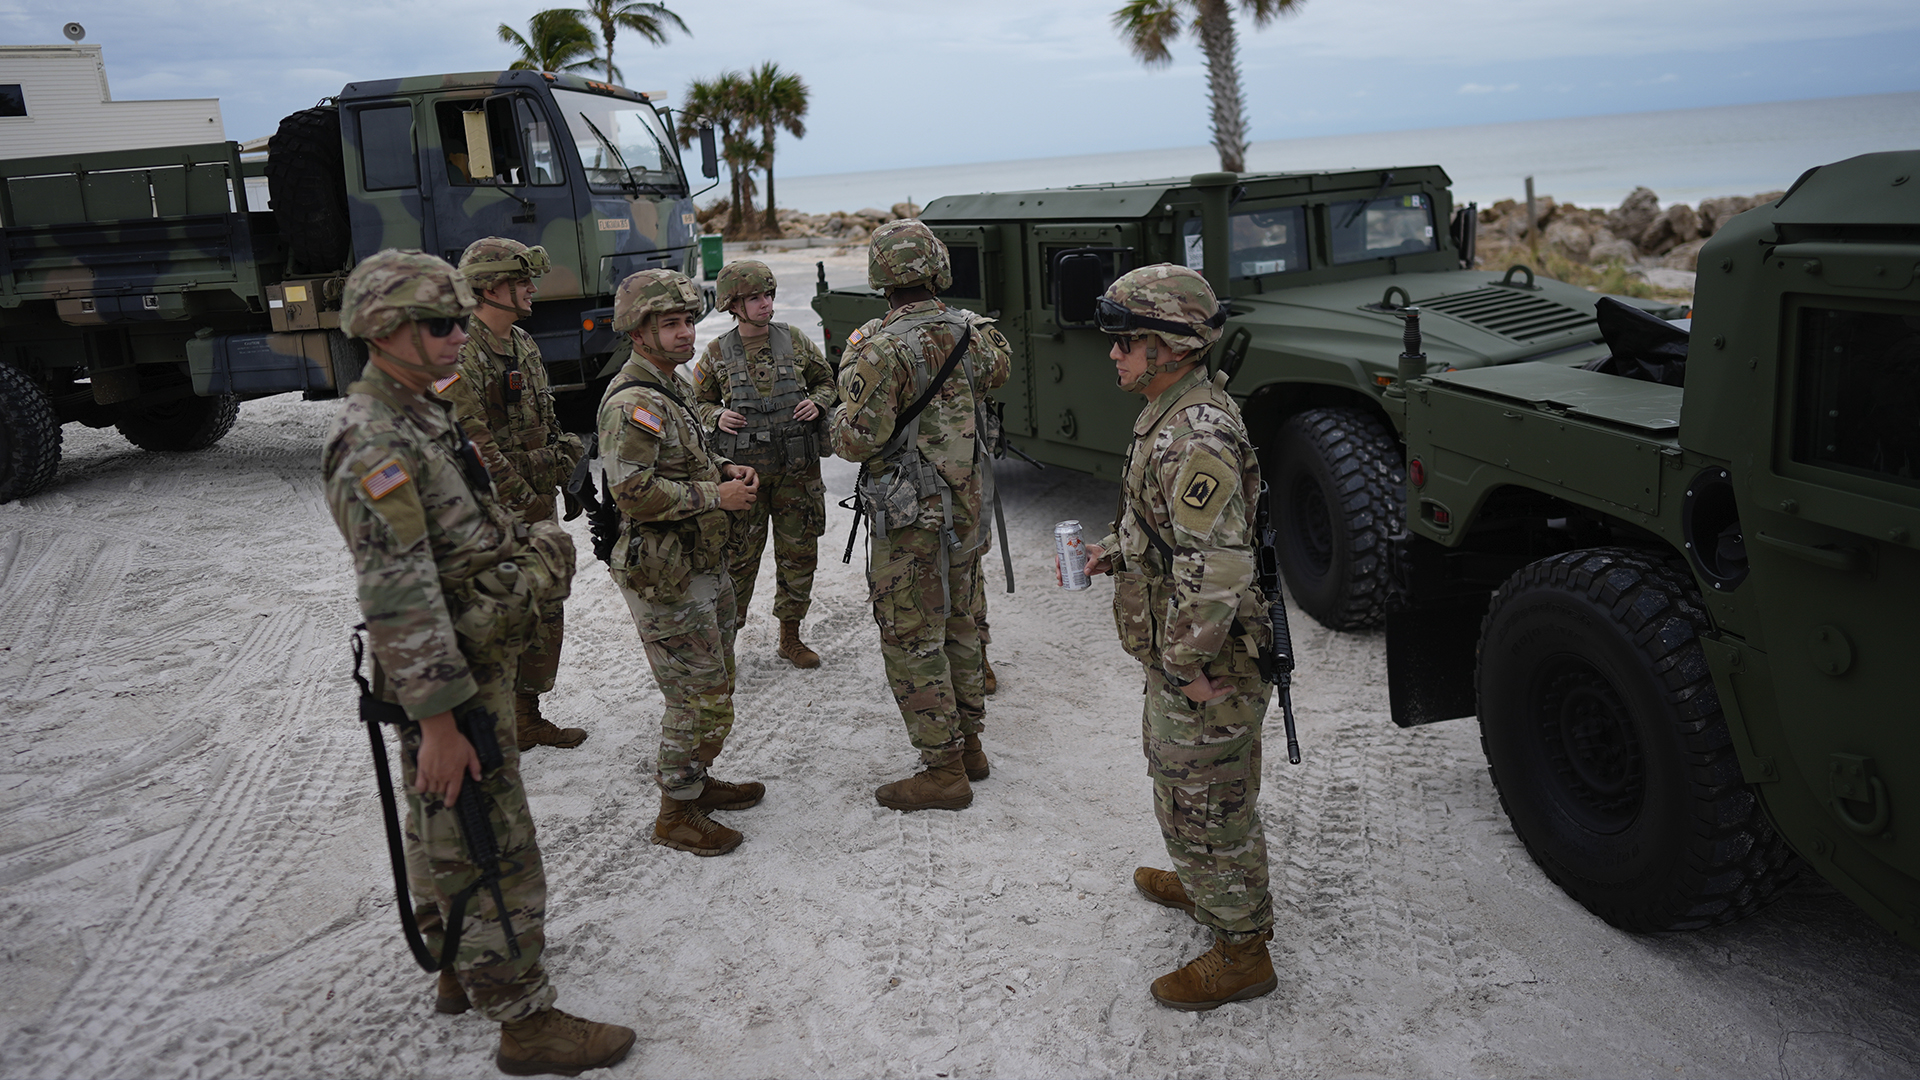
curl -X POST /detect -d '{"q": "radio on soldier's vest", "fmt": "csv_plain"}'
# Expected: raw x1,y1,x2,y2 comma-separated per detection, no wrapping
709,324,824,471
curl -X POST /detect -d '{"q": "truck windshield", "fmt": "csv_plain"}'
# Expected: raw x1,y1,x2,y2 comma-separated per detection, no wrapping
1182,206,1308,279
550,87,682,193
1329,193,1437,265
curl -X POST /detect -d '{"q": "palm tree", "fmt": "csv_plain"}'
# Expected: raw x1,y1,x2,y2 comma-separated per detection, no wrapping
575,0,689,85
1111,0,1304,173
498,8,600,74
742,62,809,235
680,72,755,235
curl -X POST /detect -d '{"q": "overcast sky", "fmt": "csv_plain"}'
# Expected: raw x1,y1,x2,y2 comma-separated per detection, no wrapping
4,0,1917,179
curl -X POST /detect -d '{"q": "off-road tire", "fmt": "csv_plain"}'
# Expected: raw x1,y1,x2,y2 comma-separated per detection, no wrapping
267,106,352,273
1270,407,1402,631
115,393,241,453
0,364,62,502
1477,548,1799,932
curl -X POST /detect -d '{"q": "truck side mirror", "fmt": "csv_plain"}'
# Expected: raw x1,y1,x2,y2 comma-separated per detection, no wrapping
461,108,495,180
699,125,718,180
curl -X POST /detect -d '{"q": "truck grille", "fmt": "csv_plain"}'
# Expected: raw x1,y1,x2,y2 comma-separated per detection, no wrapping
1417,287,1596,342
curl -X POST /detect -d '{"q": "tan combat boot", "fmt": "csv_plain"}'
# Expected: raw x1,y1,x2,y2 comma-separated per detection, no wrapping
1149,931,1277,1011
515,692,587,751
434,968,469,1015
690,738,764,810
1132,867,1196,915
875,750,973,812
778,619,821,668
496,1006,635,1076
981,649,997,695
962,732,990,782
652,791,743,855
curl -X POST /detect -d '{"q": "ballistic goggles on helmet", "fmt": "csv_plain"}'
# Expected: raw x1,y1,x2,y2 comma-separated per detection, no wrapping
1095,296,1227,340
461,245,552,283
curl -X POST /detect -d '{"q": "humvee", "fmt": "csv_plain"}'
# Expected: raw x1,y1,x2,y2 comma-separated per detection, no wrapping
811,167,1681,631
0,69,716,502
1387,150,1919,944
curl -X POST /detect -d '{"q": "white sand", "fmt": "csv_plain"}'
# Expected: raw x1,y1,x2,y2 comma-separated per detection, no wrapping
0,246,1914,1079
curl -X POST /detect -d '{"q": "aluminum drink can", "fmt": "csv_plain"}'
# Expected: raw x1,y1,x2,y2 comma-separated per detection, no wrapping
1055,520,1091,590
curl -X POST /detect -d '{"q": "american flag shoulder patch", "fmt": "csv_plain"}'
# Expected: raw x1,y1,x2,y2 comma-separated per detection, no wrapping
431,371,461,393
629,405,664,435
846,327,866,348
361,458,410,500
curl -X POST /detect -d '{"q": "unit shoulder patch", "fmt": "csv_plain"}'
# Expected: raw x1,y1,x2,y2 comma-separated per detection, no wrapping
358,456,426,548
1170,448,1233,535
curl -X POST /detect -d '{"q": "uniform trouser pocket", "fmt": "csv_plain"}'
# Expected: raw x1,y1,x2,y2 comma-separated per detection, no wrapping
1154,774,1257,848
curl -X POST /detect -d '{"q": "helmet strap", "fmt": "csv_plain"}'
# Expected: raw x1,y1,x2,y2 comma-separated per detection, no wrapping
370,324,456,379
478,285,531,320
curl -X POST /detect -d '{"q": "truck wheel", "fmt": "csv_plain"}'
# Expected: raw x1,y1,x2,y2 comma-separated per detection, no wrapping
1477,548,1798,932
267,106,351,273
0,364,62,502
115,394,241,453
1270,407,1402,630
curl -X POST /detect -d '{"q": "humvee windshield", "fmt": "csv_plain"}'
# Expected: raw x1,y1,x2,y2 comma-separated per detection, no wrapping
1330,193,1437,264
1182,205,1309,279
552,87,679,191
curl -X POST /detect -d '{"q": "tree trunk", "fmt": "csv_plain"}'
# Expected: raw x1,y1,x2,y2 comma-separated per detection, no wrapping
762,120,782,237
1195,0,1248,174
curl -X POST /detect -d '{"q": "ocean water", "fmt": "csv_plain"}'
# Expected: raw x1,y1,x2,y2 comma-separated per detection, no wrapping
775,91,1920,215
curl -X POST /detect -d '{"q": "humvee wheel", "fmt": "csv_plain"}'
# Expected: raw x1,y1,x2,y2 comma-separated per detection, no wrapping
1477,548,1798,932
115,393,241,453
1270,407,1402,631
0,364,62,503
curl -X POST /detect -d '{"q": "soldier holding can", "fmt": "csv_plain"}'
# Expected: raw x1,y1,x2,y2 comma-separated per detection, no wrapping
322,249,633,1073
597,269,765,857
689,259,834,668
1082,264,1278,1011
437,236,589,751
834,220,1011,810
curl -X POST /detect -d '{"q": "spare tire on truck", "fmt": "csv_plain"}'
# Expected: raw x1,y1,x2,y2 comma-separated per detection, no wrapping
0,364,62,503
267,106,352,273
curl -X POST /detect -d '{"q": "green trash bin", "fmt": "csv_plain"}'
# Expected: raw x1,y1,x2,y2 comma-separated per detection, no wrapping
699,234,724,281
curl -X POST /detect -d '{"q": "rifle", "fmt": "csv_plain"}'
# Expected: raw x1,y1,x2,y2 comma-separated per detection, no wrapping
354,627,523,973
567,435,622,564
1252,482,1303,765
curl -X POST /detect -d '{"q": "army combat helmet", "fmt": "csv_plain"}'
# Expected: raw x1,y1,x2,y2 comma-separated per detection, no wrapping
341,248,477,374
868,219,952,294
1099,264,1227,389
716,259,777,327
613,268,705,363
459,236,551,318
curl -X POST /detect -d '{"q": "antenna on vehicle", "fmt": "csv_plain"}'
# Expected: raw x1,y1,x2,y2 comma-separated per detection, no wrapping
63,21,85,41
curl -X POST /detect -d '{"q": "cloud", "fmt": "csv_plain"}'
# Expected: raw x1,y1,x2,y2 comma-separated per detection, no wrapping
1459,83,1520,94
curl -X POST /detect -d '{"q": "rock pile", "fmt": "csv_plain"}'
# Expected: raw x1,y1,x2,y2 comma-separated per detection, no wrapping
1475,187,1782,274
695,201,922,244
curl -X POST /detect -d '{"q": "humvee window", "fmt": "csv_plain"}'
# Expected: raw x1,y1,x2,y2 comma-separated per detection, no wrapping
552,88,676,192
1187,207,1308,279
358,104,417,192
946,244,982,299
1793,305,1920,489
1330,193,1437,265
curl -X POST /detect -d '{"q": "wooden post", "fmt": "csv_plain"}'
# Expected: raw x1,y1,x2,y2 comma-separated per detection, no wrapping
1525,175,1538,253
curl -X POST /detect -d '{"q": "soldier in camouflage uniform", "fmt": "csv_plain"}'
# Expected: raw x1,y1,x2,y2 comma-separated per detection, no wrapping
1083,264,1278,1011
690,260,835,668
834,220,1011,812
322,249,634,1074
438,237,589,752
597,268,765,857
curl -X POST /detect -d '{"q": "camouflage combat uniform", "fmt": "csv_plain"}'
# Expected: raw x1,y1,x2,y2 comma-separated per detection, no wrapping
691,324,834,622
325,362,573,1022
598,354,740,800
438,317,584,697
834,300,1011,759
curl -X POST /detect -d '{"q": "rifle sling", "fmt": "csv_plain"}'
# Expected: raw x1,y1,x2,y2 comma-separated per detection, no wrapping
843,323,975,562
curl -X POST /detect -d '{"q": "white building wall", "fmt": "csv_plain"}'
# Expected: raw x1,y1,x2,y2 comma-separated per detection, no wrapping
0,45,224,160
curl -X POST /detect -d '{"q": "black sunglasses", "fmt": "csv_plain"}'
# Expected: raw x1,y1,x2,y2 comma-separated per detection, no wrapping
422,315,470,338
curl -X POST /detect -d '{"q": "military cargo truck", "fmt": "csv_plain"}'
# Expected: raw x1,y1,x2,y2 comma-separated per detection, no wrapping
811,167,1682,631
0,69,716,502
1386,150,1919,944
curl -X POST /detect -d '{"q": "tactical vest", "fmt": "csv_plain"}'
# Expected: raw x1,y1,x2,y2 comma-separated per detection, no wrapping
349,377,573,661
605,368,731,599
708,324,820,471
855,305,995,561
